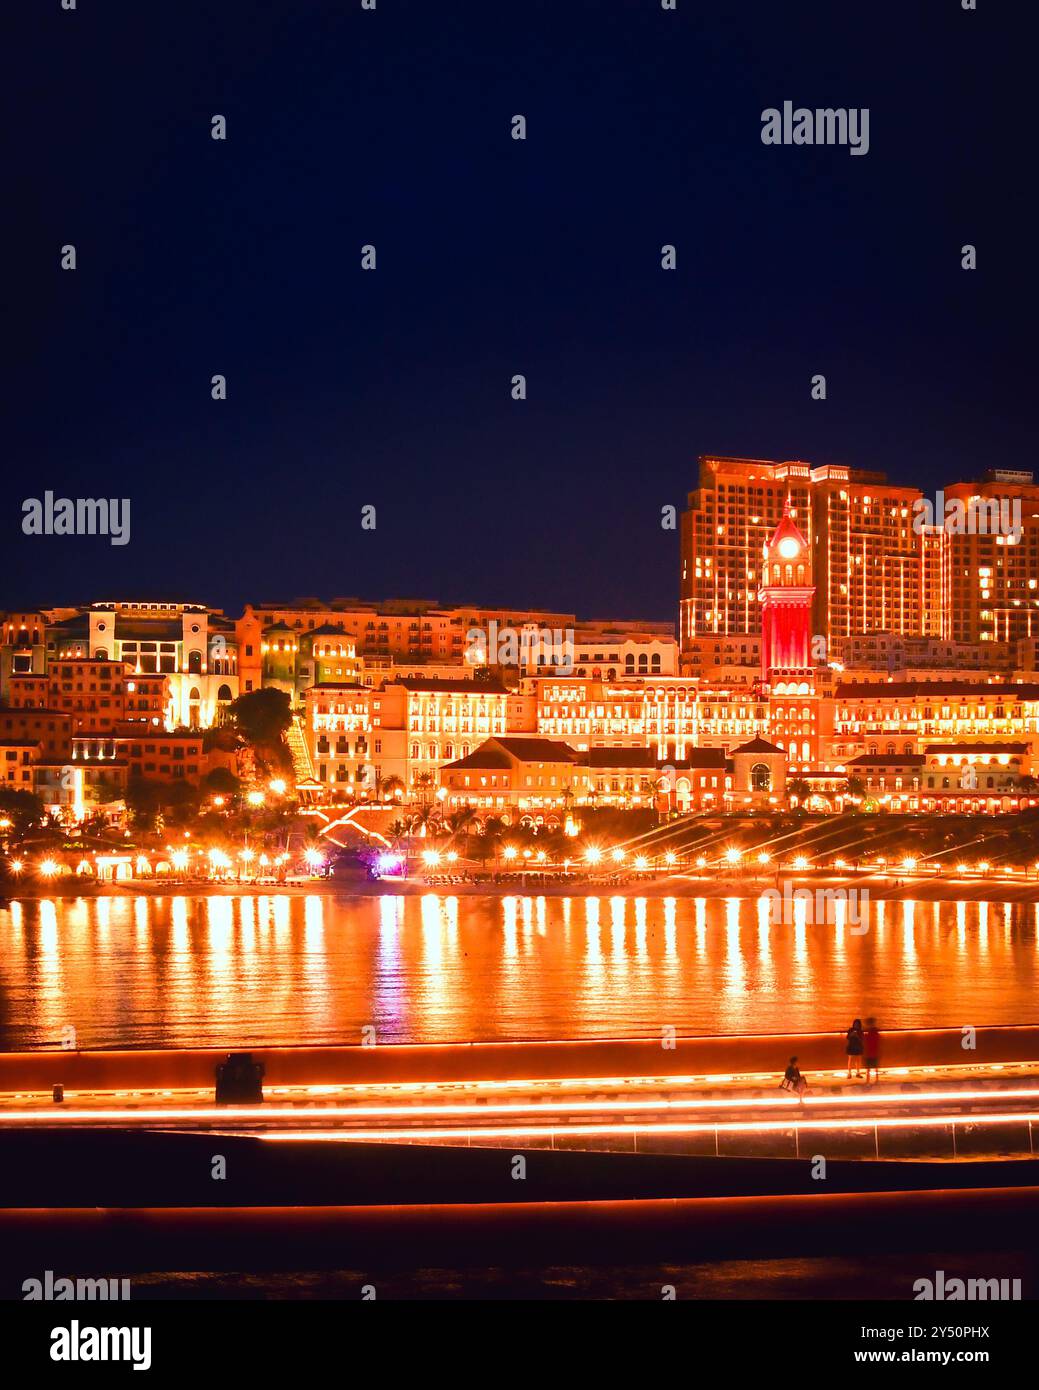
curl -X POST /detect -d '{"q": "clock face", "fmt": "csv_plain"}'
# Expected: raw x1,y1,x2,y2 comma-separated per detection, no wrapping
777,536,802,560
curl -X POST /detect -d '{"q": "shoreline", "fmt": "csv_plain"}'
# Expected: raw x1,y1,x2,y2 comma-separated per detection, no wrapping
4,872,1039,903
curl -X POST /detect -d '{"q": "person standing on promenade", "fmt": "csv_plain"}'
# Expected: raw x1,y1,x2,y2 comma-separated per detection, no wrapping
845,1018,865,1079
864,1018,881,1085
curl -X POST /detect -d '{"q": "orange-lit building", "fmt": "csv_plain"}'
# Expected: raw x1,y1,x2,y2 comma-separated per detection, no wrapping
0,709,72,760
72,729,206,784
680,455,928,653
0,739,38,789
439,736,788,816
302,675,519,796
6,659,167,735
941,472,1039,645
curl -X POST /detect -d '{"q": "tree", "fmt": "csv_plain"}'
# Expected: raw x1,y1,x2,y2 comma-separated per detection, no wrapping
448,806,478,836
163,780,200,826
124,776,164,831
844,776,866,800
407,804,441,838
787,778,811,806
382,775,405,802
226,688,293,776
201,767,241,797
0,787,45,838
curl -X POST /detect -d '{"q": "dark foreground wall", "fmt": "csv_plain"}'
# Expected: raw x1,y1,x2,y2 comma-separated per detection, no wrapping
1,1129,1036,1207
2,1189,1038,1286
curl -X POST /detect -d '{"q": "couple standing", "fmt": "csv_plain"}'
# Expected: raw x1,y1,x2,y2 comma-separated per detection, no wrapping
845,1017,880,1081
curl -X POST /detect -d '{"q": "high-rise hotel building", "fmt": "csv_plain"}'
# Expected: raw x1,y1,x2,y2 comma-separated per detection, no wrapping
680,456,926,654
942,473,1039,645
680,457,1039,657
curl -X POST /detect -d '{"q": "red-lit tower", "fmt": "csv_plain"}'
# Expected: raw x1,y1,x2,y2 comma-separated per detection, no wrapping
759,501,819,765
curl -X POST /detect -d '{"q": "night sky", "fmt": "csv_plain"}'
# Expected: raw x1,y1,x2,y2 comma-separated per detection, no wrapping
5,1,1023,622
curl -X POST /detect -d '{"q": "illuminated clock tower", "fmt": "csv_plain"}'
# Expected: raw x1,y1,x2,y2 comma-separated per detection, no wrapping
759,501,818,766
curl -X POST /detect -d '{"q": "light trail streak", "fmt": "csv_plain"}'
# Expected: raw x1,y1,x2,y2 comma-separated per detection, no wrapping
0,1085,1036,1125
256,1109,1039,1142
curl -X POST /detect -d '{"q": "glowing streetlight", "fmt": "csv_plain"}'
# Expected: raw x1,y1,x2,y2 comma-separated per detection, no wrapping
757,851,771,866
303,847,324,870
792,855,809,871
170,850,189,872
725,847,742,866
901,856,917,872
421,849,441,868
634,854,648,870
446,850,459,863
10,858,24,874
502,846,519,862
240,848,255,863
39,858,60,878
208,848,231,870
585,847,602,865
268,778,287,796
611,848,625,863
664,850,677,866
695,856,707,869
536,850,547,864
246,791,265,807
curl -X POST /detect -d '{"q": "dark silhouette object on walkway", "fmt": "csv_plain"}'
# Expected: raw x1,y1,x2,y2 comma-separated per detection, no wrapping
215,1051,265,1104
864,1018,881,1084
780,1056,809,1101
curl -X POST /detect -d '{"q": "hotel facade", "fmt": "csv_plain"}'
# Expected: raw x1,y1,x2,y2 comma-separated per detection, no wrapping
6,456,1039,819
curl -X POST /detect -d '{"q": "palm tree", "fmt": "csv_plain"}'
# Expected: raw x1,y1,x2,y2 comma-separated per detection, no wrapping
787,778,811,808
448,805,478,852
407,804,440,839
477,818,505,871
382,775,405,804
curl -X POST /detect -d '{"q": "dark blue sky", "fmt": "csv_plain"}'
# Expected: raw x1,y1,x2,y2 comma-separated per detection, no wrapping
4,0,1024,621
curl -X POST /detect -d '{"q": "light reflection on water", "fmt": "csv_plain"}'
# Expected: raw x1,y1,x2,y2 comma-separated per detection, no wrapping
0,892,1037,1051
